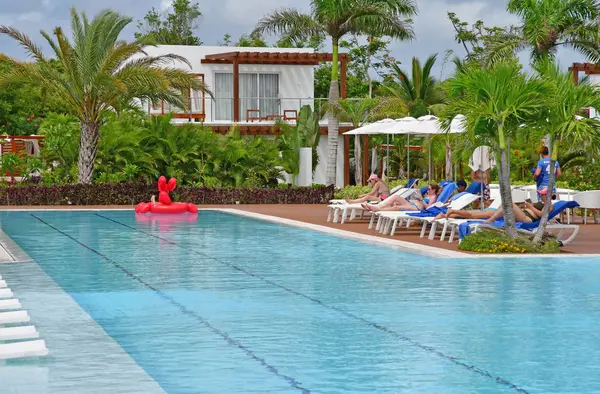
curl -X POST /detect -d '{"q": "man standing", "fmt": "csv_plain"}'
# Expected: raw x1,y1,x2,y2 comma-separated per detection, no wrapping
534,146,562,201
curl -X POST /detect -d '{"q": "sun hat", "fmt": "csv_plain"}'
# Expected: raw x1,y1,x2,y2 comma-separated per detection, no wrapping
368,174,379,182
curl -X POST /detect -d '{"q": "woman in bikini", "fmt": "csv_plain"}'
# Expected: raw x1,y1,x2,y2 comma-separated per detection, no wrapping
364,183,440,212
483,201,549,224
346,173,390,204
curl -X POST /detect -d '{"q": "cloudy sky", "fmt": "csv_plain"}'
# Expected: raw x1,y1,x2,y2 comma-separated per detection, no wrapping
0,0,581,78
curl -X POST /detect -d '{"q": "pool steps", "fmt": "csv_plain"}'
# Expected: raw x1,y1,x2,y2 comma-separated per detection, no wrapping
0,289,13,299
0,279,48,360
0,340,48,360
0,326,39,341
0,299,21,310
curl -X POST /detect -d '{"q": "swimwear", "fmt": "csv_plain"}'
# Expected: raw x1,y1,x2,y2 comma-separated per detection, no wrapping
523,209,537,222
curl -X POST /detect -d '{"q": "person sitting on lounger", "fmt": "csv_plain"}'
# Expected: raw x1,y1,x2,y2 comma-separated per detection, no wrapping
363,183,440,212
346,174,390,204
484,201,550,224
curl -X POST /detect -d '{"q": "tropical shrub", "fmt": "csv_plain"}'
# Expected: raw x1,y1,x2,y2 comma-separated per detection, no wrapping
458,230,560,253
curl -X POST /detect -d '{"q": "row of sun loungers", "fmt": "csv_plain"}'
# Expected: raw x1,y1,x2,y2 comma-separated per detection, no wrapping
328,182,589,247
0,274,48,360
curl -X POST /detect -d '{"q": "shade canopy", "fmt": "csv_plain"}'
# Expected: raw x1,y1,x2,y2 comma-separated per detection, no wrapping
343,115,466,136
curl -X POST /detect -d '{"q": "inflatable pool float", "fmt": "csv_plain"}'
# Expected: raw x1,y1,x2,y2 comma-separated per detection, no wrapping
135,176,198,214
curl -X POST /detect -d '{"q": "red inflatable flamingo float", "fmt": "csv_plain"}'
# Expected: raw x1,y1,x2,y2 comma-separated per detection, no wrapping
135,176,198,214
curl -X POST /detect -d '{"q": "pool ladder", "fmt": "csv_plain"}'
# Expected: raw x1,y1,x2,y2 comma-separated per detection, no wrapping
0,275,49,360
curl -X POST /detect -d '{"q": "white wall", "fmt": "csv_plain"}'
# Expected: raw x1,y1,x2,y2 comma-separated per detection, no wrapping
314,136,345,188
141,45,315,122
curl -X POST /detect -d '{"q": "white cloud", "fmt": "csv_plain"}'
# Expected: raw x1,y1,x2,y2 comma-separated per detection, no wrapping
17,12,44,23
159,0,173,11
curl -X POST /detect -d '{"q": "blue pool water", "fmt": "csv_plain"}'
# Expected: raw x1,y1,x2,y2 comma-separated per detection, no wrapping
1,210,600,393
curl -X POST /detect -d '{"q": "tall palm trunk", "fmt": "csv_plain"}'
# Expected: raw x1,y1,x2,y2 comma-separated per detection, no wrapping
533,140,558,244
354,135,362,185
326,38,340,186
497,123,517,239
445,142,452,180
78,121,100,184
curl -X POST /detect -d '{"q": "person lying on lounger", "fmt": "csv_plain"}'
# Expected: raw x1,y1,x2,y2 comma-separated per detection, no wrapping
362,183,440,212
483,201,550,224
346,174,390,204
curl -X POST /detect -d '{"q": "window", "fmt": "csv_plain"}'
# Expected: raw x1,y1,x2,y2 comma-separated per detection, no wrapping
214,72,279,121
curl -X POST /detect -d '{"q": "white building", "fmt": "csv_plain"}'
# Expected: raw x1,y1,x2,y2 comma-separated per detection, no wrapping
141,45,352,188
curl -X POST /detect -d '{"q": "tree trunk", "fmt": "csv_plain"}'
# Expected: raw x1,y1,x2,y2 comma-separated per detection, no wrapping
77,121,100,184
445,142,452,180
354,135,362,185
326,39,340,186
497,148,518,238
533,139,558,244
497,123,517,238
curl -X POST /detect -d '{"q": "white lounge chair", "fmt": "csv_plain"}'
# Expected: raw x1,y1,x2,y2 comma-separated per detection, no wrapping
328,184,406,205
430,198,503,242
328,187,418,223
373,192,480,237
466,201,580,246
0,299,21,311
0,340,48,360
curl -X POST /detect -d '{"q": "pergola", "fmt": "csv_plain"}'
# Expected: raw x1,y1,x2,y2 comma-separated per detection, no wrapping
568,62,600,85
201,51,350,122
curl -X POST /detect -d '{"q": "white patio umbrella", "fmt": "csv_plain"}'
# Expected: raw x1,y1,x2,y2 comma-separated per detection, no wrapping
378,115,466,180
343,115,466,181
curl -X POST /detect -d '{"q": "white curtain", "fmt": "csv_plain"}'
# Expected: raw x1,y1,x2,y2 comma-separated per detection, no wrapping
240,74,258,121
259,74,279,118
215,73,233,121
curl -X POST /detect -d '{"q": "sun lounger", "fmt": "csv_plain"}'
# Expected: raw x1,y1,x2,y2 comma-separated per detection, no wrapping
0,299,21,311
329,187,418,223
430,198,503,242
0,289,14,299
0,340,48,360
375,188,477,237
0,326,39,341
371,183,460,235
462,201,580,246
328,178,419,205
0,280,7,289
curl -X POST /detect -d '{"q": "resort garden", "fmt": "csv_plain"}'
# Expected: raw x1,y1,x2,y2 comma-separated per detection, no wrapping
0,0,600,249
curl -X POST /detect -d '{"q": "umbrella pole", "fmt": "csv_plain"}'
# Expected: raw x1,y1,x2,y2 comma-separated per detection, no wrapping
428,137,431,181
386,134,389,181
407,134,410,181
479,146,484,210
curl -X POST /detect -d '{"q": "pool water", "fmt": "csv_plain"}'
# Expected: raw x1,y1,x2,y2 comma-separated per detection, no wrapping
1,210,600,393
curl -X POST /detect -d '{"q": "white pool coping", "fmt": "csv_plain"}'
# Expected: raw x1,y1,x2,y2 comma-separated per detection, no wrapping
1,207,599,259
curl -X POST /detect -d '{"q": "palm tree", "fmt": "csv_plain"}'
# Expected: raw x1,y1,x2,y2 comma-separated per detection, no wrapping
331,98,377,184
531,60,600,243
446,61,548,238
383,54,446,117
0,8,208,184
487,0,600,64
253,0,417,186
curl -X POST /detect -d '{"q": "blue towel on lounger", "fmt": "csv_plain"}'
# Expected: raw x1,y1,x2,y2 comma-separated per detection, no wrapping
458,200,579,239
406,206,448,217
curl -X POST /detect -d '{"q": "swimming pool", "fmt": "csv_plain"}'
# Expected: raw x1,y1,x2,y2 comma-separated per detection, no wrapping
1,210,600,393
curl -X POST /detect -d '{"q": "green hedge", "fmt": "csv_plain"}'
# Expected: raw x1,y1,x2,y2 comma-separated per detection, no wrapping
0,183,335,205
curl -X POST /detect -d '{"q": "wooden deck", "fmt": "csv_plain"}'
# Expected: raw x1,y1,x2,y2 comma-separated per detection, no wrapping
1,204,599,255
